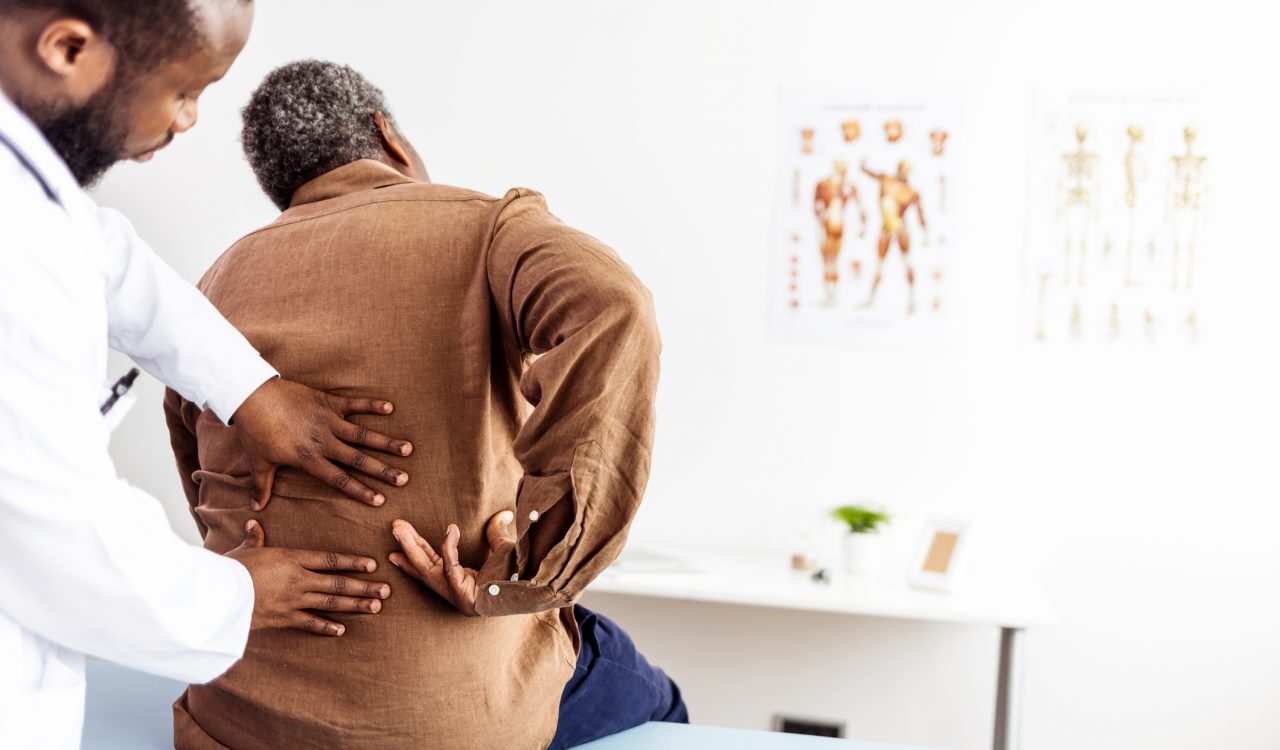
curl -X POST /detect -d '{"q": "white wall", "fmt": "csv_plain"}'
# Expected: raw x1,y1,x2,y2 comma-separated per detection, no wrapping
99,1,1280,748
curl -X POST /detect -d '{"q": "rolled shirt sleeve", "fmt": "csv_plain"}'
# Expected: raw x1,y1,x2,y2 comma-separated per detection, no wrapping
476,189,661,617
97,207,277,424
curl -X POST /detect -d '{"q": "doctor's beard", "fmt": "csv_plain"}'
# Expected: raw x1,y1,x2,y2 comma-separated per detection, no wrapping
29,73,134,189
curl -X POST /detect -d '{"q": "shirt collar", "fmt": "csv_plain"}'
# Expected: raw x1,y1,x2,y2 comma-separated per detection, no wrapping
288,159,417,208
0,87,83,207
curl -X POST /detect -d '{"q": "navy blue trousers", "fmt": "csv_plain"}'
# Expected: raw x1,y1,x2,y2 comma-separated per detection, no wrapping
548,605,689,749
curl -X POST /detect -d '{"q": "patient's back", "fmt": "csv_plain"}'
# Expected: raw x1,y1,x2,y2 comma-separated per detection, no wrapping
171,161,575,750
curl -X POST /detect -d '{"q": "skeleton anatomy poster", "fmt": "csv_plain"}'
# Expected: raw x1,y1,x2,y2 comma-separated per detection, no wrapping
1025,93,1210,345
771,88,957,347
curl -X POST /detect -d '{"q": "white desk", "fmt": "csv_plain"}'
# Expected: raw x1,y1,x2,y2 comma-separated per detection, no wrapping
585,548,1058,750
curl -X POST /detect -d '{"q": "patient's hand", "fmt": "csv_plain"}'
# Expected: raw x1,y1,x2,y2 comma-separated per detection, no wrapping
389,512,516,616
228,519,392,636
231,377,414,510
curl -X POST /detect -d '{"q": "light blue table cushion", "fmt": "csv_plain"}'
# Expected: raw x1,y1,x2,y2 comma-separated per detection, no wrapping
83,660,185,750
84,661,944,750
576,722,943,749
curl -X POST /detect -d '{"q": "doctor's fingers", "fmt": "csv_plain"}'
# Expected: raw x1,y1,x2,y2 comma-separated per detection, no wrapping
306,456,387,506
325,439,409,491
292,613,347,637
331,417,413,458
286,548,379,573
327,394,394,419
325,395,414,459
299,571,392,601
299,592,384,614
249,463,278,511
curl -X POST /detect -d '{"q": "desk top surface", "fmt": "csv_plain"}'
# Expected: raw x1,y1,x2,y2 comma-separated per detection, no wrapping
586,547,1059,629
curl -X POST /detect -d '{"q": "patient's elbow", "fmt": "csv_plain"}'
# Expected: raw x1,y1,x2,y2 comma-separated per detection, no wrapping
611,280,662,360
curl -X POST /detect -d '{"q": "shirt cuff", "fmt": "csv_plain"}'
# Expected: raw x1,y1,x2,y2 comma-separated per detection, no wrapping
474,579,572,617
204,357,277,425
473,542,572,616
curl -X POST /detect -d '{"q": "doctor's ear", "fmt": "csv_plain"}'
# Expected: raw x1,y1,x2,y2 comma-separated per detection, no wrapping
34,17,116,102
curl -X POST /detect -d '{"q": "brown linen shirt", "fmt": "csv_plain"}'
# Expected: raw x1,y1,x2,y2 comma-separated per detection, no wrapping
162,160,661,749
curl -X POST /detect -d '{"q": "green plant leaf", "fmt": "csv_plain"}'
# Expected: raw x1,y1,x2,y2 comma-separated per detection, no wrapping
831,504,891,534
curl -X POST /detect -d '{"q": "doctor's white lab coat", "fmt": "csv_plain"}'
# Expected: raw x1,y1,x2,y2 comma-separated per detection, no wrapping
0,91,279,749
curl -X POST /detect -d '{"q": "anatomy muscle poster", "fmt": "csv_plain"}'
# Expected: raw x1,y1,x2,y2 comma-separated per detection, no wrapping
771,87,957,347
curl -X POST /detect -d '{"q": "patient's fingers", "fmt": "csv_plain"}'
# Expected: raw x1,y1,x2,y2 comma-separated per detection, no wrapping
423,561,454,607
389,550,452,609
390,520,482,614
293,612,346,637
333,419,413,457
392,520,438,558
388,552,424,582
393,521,440,576
440,525,461,576
485,510,516,553
301,592,384,614
327,441,408,489
440,525,473,597
404,521,460,608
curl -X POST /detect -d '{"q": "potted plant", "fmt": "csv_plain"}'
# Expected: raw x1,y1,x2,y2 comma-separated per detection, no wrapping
831,504,891,575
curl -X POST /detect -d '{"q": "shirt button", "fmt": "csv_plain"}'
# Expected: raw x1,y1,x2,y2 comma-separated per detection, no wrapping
488,584,501,596
510,573,520,581
529,510,541,522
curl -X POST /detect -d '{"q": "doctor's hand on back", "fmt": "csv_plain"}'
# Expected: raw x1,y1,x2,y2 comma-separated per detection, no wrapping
228,519,391,636
231,377,414,511
224,378,414,634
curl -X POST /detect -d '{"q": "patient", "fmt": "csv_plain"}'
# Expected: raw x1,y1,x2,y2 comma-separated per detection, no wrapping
163,60,684,749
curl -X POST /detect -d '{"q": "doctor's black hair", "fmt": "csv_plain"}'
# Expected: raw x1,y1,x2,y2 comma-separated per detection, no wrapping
240,60,396,211
0,0,252,71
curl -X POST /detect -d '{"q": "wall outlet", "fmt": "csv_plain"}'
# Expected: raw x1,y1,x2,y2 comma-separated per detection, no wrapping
772,715,845,738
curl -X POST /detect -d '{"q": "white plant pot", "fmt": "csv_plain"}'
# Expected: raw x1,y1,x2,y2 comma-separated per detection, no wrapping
843,532,884,575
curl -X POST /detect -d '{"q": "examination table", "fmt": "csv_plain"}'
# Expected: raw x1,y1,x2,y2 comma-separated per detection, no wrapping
83,660,943,749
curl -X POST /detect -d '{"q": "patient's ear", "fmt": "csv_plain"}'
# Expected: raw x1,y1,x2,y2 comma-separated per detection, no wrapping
374,111,411,168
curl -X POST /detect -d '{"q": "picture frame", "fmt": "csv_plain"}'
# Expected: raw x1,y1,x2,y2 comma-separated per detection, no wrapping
907,517,971,592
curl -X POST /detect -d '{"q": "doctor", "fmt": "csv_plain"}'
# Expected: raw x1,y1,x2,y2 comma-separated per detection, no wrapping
0,1,414,747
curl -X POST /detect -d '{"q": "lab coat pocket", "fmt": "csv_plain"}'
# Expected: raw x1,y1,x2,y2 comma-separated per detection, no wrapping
1,678,86,750
98,378,138,434
101,391,137,434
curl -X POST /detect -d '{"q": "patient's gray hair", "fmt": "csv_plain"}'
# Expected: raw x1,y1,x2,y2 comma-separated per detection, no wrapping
241,60,395,210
